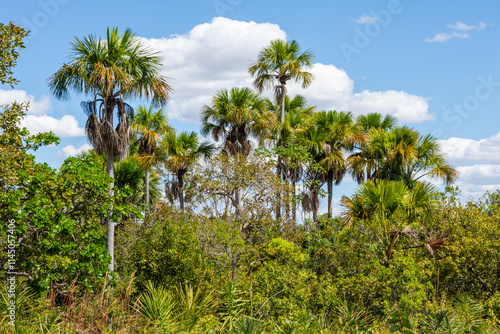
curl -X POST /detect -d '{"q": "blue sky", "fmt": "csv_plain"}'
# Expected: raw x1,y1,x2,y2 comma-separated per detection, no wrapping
2,0,500,213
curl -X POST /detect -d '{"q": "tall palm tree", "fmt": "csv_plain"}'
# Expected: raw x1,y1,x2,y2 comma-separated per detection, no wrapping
249,39,314,124
161,132,215,210
131,105,173,206
201,87,273,156
265,95,315,222
301,127,328,222
348,126,458,187
48,27,172,272
248,39,314,219
201,87,274,217
314,110,363,218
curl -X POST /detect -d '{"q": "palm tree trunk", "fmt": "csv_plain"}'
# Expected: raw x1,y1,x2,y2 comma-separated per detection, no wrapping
179,174,184,210
275,87,287,221
105,153,115,273
145,168,150,206
292,167,297,223
327,170,333,219
276,158,282,220
279,84,286,124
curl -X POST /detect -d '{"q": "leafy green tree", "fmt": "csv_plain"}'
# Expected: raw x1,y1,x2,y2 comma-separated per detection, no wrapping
48,27,172,272
130,105,173,205
186,152,287,229
0,105,133,293
0,22,28,87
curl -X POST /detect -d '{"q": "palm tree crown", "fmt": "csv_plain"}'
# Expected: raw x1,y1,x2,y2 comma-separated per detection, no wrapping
348,126,459,186
131,105,173,206
48,27,173,160
201,87,274,156
248,39,314,123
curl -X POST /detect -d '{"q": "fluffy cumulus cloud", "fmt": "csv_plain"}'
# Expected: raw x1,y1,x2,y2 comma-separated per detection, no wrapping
57,144,92,159
142,17,287,122
425,21,487,43
454,165,500,199
288,64,433,123
20,114,85,138
0,89,52,114
142,17,432,124
439,132,500,165
436,132,500,199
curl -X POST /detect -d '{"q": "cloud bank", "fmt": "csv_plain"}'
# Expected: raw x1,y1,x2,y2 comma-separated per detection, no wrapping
142,17,433,124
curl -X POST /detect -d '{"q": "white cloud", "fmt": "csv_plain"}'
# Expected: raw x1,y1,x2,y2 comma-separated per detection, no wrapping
20,114,85,137
57,144,92,159
0,89,52,115
424,31,470,43
447,21,486,31
142,18,432,124
288,64,433,123
425,21,487,43
439,132,500,165
353,14,378,24
142,17,286,122
454,164,500,199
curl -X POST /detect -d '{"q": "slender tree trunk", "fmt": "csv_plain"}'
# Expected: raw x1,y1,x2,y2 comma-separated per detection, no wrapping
327,170,333,219
145,167,150,206
276,157,282,220
279,84,286,124
106,154,115,273
235,188,242,218
179,174,184,210
292,167,297,223
276,86,286,221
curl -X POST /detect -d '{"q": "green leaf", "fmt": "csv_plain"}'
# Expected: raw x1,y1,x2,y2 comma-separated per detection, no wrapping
389,325,401,332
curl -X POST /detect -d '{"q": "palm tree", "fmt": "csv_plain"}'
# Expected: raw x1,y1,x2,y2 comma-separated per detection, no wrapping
249,39,314,124
131,105,173,206
265,95,315,222
356,113,397,132
201,87,273,156
314,110,363,218
201,87,274,217
161,132,215,210
48,27,172,272
301,127,328,222
341,179,438,260
348,126,458,187
248,39,314,219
